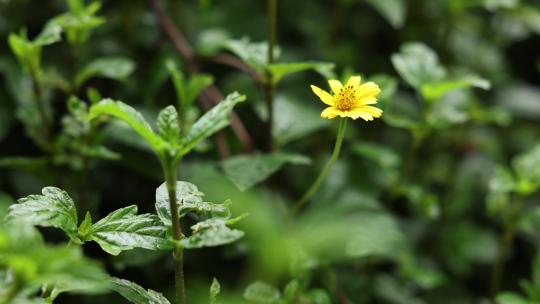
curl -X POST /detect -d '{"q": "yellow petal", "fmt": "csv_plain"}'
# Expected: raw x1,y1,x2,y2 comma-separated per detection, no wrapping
311,85,334,106
357,105,383,117
320,107,339,119
357,96,378,105
328,80,343,94
356,82,381,99
338,110,371,121
346,76,361,87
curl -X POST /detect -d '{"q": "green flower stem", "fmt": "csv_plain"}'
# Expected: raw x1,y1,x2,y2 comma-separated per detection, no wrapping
264,0,277,151
294,118,348,213
162,157,185,304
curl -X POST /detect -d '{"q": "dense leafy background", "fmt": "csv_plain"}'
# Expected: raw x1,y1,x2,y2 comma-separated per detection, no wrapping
1,0,540,303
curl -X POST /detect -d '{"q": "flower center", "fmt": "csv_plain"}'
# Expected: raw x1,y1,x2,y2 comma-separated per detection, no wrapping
334,85,357,111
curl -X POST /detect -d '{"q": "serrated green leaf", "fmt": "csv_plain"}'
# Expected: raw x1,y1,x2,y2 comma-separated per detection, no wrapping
155,181,229,226
89,99,165,153
180,218,244,249
243,281,281,304
157,105,181,145
221,153,310,191
110,277,171,304
181,92,246,155
75,57,135,87
267,62,334,84
83,205,170,256
391,42,446,89
210,278,221,304
7,187,78,241
365,0,406,28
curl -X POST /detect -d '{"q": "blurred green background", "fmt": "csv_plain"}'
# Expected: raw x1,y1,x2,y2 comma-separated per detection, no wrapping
1,0,540,303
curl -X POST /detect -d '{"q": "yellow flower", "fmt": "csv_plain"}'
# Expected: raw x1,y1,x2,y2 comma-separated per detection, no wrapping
310,76,383,121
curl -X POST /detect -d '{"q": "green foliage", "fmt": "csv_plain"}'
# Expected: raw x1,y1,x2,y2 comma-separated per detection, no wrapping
7,187,79,241
221,153,310,191
180,217,245,249
52,0,105,46
267,62,335,85
391,42,490,103
75,57,135,88
89,99,165,153
165,60,213,111
222,38,280,73
155,181,230,226
8,22,62,73
90,92,246,161
2,0,540,303
365,0,406,28
110,277,170,304
210,278,221,304
243,281,281,304
79,205,170,255
181,92,246,155
0,221,109,302
157,105,182,145
154,181,244,249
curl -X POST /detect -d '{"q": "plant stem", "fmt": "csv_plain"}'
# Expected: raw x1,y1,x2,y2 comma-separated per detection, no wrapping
490,196,525,297
294,118,347,213
30,68,52,149
264,0,277,151
163,159,185,304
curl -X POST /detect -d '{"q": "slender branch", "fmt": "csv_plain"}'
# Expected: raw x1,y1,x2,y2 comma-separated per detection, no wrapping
294,119,348,213
148,0,253,154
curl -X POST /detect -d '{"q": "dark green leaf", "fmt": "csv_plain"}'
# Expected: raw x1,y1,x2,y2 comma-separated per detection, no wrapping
82,205,170,255
110,277,171,304
157,105,181,145
155,181,229,226
210,278,221,304
365,0,406,28
89,99,165,154
181,92,245,155
7,187,78,241
273,95,330,146
345,213,403,258
75,57,135,87
391,42,446,89
267,62,335,84
512,144,540,195
180,217,244,249
243,281,281,304
221,153,310,191
222,38,279,73
495,293,529,304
